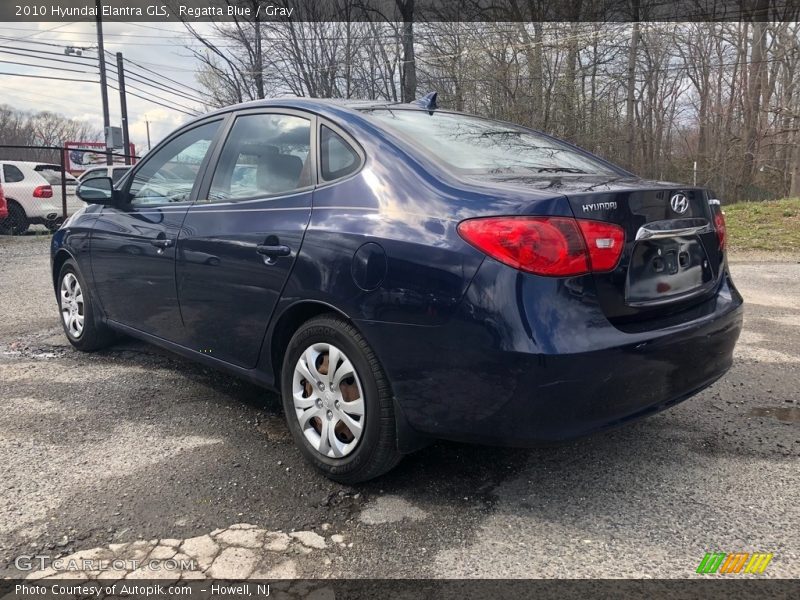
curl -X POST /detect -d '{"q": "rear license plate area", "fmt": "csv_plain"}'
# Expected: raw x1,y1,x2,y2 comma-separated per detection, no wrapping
625,237,713,306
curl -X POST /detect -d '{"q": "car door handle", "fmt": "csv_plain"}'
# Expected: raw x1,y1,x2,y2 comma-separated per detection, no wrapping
256,244,291,257
150,238,174,249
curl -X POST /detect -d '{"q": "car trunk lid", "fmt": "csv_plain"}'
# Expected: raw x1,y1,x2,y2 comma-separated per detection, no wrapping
468,174,725,324
566,181,723,323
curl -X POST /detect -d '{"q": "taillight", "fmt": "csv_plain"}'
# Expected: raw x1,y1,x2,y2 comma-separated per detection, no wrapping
714,210,726,251
33,185,53,198
576,219,626,272
0,184,5,204
457,216,624,277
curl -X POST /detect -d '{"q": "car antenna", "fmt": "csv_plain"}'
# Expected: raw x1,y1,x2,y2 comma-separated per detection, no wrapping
411,91,438,114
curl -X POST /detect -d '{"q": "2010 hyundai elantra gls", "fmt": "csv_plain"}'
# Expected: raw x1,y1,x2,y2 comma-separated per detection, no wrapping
53,94,743,482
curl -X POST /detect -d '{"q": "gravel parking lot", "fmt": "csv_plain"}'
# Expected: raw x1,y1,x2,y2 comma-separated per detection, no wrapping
1,235,798,579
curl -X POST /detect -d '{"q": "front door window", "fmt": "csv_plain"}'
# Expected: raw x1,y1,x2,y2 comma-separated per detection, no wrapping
128,121,221,206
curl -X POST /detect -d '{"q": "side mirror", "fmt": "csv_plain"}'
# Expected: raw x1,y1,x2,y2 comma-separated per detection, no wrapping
76,176,117,204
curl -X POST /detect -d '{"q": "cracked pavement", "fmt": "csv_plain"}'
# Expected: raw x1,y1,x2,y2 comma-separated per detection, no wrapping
1,236,798,579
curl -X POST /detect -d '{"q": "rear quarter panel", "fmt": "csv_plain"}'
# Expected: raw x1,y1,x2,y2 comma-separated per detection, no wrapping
275,113,573,328
261,110,575,389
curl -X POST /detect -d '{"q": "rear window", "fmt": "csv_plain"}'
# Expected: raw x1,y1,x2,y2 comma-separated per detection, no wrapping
364,109,617,176
35,165,78,185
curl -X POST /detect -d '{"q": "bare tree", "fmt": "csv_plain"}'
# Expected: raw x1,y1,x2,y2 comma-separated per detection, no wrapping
183,10,800,202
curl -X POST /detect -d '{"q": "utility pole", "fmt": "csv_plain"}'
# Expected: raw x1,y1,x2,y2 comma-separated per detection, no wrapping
145,117,151,151
116,52,131,165
95,0,112,165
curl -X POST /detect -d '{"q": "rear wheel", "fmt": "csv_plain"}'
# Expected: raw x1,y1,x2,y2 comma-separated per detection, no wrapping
0,201,29,235
281,315,402,483
57,260,115,351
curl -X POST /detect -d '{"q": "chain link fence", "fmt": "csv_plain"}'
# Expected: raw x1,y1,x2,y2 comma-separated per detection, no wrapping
0,145,138,236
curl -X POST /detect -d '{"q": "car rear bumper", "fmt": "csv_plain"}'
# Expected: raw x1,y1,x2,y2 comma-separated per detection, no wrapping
26,197,85,221
357,264,743,446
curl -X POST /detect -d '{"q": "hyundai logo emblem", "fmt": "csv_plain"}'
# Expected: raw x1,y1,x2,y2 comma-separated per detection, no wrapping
670,193,689,214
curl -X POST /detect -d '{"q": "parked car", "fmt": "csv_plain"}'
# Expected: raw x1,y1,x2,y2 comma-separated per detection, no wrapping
78,165,132,185
0,182,8,220
52,95,743,482
0,161,83,234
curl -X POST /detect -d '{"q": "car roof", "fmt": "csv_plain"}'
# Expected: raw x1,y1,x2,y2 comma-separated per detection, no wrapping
188,97,434,128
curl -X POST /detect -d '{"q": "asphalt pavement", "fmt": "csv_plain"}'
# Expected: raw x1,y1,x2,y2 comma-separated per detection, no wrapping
0,235,798,579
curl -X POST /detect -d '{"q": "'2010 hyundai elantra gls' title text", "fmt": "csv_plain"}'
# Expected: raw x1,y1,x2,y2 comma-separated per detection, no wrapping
53,93,743,482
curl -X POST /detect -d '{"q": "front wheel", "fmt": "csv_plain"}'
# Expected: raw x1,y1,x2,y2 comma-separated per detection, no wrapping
281,315,402,483
57,260,115,351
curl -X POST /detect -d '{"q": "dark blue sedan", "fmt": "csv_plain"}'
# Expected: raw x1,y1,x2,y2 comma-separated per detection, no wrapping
53,94,743,482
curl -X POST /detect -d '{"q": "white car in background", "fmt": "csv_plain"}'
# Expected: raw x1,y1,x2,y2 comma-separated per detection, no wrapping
78,165,132,185
0,161,84,234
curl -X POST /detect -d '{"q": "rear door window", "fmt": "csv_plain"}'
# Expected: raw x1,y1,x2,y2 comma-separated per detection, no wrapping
207,113,311,202
3,164,24,183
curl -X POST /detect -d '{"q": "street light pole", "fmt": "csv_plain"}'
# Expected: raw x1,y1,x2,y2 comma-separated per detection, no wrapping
95,0,112,165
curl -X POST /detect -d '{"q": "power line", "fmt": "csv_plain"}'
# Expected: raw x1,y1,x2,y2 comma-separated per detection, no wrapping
103,61,207,107
118,70,208,105
103,52,209,99
107,82,198,117
123,82,200,115
122,55,210,99
0,40,205,109
0,41,97,62
0,37,209,103
0,71,98,83
0,35,90,50
115,68,206,102
0,48,98,67
0,58,97,75
0,22,78,42
0,49,204,113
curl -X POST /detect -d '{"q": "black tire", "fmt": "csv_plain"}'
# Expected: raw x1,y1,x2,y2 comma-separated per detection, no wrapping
281,315,402,483
1,201,29,235
57,259,116,352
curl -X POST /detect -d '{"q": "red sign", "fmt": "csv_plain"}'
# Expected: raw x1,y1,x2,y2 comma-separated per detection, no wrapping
64,142,137,173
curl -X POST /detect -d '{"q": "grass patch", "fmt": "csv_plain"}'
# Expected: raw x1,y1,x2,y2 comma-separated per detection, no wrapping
724,197,800,254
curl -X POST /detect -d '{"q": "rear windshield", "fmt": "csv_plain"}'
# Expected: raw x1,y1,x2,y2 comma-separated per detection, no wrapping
35,165,78,185
364,109,617,176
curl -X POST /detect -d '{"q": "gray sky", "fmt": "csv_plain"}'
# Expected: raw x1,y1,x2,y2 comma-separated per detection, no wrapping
0,21,221,152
